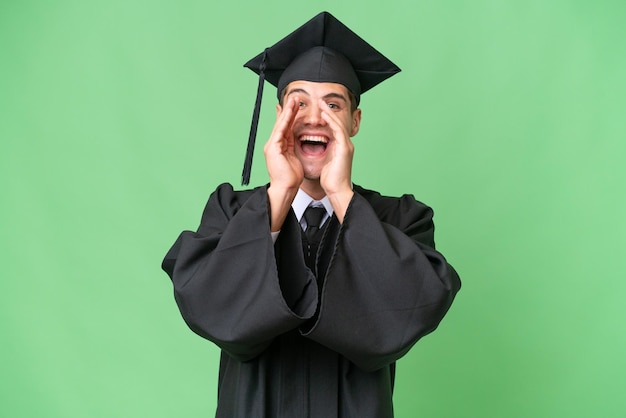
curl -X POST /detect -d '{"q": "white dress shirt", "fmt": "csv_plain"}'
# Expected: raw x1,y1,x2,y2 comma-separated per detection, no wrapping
270,188,334,243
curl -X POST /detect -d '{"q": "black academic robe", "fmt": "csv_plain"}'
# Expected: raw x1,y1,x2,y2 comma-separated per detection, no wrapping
162,183,461,418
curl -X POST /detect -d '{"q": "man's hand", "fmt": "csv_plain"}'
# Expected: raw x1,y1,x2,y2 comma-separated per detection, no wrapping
264,96,304,232
319,99,355,223
265,96,304,191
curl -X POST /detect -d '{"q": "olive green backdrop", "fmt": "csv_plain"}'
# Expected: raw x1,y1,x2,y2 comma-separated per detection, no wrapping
2,1,624,417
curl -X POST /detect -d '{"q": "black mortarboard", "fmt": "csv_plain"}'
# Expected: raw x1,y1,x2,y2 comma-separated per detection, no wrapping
241,11,401,185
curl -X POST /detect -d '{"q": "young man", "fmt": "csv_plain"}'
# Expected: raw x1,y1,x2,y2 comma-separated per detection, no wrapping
162,12,461,418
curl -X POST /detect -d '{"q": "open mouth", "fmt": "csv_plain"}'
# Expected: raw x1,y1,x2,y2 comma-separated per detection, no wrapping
299,135,328,156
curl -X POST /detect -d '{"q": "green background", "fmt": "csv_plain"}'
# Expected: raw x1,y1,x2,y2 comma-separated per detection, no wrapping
2,1,625,417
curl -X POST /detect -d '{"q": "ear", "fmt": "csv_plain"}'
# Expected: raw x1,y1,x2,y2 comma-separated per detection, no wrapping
276,103,283,117
350,108,362,137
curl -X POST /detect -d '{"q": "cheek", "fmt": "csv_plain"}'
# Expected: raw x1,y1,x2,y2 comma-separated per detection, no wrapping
342,116,355,134
291,112,307,127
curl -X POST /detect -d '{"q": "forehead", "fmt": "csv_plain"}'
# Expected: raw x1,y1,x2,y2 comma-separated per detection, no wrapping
284,80,350,98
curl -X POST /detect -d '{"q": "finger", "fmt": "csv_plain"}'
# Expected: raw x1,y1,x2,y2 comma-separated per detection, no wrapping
318,100,348,143
271,96,298,142
282,96,300,127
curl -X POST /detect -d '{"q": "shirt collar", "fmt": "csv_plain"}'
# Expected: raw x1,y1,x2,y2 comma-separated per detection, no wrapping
292,188,334,222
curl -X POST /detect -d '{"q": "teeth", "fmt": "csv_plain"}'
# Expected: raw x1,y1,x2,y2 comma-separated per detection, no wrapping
300,135,327,143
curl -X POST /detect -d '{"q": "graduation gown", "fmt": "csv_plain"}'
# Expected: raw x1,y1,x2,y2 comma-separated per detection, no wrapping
162,183,461,418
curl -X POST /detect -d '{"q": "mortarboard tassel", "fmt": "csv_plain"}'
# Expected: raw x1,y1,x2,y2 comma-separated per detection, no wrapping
242,49,268,186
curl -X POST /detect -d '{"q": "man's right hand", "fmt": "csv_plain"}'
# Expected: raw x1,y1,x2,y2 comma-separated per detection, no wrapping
264,96,303,232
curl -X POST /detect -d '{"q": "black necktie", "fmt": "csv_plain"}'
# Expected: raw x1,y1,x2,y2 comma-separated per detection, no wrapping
303,206,327,244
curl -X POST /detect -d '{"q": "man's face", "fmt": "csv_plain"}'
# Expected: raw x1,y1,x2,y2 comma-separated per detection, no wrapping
277,80,361,181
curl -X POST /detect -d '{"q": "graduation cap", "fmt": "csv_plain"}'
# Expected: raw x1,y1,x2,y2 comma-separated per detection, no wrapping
241,11,401,185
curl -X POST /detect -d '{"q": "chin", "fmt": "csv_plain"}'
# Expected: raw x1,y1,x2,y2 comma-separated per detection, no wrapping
303,174,321,182
297,159,321,179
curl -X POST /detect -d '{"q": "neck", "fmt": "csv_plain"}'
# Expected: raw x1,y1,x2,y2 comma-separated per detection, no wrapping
300,179,326,200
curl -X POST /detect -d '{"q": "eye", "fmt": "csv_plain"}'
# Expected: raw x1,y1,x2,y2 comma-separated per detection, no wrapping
298,101,306,107
327,102,339,109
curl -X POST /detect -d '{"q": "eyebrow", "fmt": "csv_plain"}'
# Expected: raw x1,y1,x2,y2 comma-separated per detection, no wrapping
286,88,348,103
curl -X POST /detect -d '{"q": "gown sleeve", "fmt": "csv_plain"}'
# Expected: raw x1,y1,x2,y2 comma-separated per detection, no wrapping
162,183,318,362
302,188,461,372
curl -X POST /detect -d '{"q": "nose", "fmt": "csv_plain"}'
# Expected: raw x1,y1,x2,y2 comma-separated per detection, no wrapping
301,104,325,126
